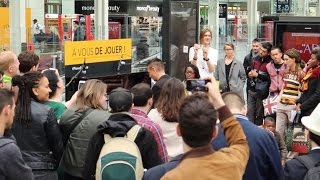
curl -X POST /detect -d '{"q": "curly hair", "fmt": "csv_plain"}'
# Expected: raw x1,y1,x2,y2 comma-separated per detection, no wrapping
156,78,186,122
184,64,200,79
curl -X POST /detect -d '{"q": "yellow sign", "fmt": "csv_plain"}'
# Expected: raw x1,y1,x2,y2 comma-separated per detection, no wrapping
0,8,31,50
64,39,132,66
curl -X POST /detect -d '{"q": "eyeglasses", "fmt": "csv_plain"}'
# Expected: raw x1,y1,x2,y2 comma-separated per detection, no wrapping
185,71,195,74
224,49,233,51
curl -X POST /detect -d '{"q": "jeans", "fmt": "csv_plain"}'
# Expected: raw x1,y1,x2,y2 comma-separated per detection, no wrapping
247,90,264,125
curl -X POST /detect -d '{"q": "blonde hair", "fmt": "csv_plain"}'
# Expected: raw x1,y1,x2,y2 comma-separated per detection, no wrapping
76,79,107,110
0,51,16,72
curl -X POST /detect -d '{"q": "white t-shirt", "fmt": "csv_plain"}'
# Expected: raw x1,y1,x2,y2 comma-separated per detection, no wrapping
148,108,183,160
189,46,218,78
32,23,44,35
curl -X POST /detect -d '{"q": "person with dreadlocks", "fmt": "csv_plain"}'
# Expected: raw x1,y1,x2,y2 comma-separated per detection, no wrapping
11,71,63,180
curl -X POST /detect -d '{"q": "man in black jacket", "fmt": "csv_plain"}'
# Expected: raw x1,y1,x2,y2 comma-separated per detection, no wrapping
247,42,272,125
284,103,320,179
147,58,170,106
243,38,261,97
83,87,163,179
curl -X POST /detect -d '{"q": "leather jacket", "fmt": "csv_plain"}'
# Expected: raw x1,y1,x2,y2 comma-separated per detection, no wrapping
12,100,64,170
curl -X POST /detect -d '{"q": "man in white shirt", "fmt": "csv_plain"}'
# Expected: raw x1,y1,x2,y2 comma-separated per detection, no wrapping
32,19,44,44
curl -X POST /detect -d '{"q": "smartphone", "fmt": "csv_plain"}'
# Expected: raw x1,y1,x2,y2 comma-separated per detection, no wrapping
78,80,86,90
186,79,210,92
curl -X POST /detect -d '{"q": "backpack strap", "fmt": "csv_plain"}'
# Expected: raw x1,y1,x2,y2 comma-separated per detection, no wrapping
296,155,318,170
103,125,141,143
126,125,141,142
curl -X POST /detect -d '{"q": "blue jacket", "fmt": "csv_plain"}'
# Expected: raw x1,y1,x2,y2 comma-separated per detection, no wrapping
143,155,182,180
284,149,320,180
212,114,284,180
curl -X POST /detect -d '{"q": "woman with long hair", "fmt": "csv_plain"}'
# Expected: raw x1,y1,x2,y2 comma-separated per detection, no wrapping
12,71,63,180
59,79,110,180
189,28,218,78
214,42,246,99
148,78,186,159
296,48,320,116
42,68,66,120
276,49,304,142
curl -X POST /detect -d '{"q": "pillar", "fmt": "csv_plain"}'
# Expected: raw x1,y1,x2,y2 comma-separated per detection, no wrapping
207,0,219,49
247,0,258,52
316,0,320,16
94,0,108,40
9,0,26,54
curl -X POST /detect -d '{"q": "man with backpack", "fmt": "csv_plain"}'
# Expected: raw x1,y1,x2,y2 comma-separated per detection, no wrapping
83,87,163,180
284,103,320,180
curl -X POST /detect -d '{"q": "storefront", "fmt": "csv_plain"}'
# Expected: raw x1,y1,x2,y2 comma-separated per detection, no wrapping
65,0,199,99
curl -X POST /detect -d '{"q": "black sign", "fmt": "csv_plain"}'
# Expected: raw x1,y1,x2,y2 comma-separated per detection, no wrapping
75,1,128,15
276,0,290,13
219,4,227,18
75,1,94,15
74,1,161,16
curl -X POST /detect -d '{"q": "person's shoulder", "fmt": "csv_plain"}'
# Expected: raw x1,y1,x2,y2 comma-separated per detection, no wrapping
236,117,273,138
0,137,19,155
143,155,181,180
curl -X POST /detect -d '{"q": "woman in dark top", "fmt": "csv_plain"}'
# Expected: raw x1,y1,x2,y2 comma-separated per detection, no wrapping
214,42,246,99
184,64,200,80
296,48,320,116
11,71,63,180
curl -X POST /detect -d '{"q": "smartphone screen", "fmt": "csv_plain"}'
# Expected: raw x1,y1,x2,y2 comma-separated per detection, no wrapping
186,79,210,92
78,80,86,90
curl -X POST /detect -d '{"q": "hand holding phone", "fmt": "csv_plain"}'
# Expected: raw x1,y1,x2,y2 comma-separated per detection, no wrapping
186,79,210,92
205,76,225,109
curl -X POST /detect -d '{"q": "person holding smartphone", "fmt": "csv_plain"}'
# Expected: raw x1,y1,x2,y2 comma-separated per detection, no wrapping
189,28,218,78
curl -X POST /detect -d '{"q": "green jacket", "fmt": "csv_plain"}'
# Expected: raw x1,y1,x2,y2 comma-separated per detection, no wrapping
59,107,111,178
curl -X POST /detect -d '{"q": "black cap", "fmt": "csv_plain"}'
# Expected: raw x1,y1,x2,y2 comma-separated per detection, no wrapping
109,87,133,112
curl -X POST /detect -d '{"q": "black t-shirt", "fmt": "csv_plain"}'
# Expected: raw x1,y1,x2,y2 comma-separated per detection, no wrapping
225,62,233,92
274,63,283,74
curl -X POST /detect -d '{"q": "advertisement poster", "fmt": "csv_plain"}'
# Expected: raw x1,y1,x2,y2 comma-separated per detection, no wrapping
109,22,121,39
282,32,320,62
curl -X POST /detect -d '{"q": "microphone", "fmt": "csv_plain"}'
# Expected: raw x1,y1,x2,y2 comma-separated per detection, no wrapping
117,54,129,72
66,58,86,88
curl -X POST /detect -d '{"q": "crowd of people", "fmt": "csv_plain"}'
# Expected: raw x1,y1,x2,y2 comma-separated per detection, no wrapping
0,26,320,180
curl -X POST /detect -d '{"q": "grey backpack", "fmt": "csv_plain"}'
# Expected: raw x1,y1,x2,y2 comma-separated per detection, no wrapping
297,155,320,180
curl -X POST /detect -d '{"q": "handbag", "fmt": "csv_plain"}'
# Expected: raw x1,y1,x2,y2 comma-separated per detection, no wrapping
286,112,310,154
263,93,278,116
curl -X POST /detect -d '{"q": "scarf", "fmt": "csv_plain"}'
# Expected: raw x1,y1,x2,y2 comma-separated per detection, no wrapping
300,66,320,92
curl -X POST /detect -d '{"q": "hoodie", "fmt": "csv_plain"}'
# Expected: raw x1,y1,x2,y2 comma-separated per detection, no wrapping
82,113,163,180
0,137,34,180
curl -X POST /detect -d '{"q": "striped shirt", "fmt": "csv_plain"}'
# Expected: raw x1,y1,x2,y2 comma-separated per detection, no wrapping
280,71,301,105
130,108,169,162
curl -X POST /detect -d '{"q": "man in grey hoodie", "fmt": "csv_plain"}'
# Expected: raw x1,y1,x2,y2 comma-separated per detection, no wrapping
0,89,33,180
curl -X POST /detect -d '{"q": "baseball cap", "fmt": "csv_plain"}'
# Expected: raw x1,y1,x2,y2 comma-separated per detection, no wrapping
109,87,133,112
